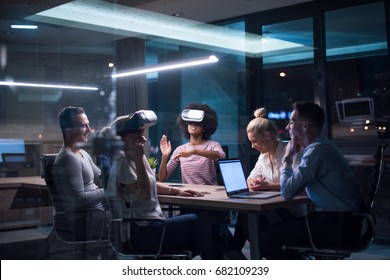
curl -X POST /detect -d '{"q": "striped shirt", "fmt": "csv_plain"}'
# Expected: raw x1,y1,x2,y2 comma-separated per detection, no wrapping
166,141,226,185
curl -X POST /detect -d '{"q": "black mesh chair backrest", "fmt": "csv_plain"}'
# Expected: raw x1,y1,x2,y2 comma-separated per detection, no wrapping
40,154,64,212
41,153,82,240
366,142,387,215
40,153,101,242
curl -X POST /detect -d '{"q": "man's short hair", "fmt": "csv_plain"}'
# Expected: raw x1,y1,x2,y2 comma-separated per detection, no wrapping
293,101,325,130
58,106,85,131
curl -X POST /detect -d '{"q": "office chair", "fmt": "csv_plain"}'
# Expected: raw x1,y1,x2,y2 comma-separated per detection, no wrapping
106,198,192,260
282,142,387,259
40,154,111,259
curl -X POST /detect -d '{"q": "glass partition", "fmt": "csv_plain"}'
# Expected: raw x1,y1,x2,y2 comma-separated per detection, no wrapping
145,21,247,181
325,1,389,139
261,17,315,140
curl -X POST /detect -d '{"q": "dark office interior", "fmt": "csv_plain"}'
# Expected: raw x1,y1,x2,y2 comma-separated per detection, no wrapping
0,0,389,260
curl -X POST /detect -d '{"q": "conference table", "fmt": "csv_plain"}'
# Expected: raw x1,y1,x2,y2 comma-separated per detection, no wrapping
1,177,309,260
158,183,309,260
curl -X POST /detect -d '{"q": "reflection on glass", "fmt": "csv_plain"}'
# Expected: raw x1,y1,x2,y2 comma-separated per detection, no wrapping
325,2,390,139
263,18,314,68
325,2,387,61
262,17,315,140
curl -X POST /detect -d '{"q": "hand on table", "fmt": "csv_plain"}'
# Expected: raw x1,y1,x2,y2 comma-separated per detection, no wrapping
178,189,204,197
249,177,271,191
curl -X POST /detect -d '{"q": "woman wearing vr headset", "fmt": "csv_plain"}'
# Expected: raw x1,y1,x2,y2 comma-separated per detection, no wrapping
106,110,223,259
158,104,243,259
159,103,226,185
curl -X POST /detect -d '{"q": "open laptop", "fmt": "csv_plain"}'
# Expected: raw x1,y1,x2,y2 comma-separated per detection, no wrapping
217,158,280,199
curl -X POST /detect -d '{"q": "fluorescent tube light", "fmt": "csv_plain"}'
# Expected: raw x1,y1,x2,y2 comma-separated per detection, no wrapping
112,55,218,78
0,81,98,91
11,25,38,29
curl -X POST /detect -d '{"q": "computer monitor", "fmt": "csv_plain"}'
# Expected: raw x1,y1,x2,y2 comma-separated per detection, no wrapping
0,139,26,163
336,97,374,123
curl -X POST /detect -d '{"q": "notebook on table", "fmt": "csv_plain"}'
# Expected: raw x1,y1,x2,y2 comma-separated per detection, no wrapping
217,158,280,199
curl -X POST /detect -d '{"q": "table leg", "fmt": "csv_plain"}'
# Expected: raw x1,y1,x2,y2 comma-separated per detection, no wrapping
247,212,261,260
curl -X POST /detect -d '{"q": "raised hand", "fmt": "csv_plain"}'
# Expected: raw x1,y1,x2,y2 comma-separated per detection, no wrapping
286,135,301,157
160,134,172,157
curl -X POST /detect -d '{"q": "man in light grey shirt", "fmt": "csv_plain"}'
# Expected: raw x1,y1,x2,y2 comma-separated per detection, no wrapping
53,106,109,240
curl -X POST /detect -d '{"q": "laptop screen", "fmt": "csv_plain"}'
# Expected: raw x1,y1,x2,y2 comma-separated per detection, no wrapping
217,158,249,194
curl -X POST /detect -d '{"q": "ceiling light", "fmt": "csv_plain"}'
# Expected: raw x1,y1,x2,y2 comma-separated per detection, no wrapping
27,0,312,58
0,81,98,91
11,25,38,29
112,55,218,78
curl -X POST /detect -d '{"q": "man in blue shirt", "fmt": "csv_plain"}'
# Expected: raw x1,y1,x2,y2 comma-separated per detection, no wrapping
260,101,365,259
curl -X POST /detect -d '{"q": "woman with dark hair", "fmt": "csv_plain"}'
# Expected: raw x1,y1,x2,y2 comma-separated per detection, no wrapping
159,103,225,185
158,104,238,258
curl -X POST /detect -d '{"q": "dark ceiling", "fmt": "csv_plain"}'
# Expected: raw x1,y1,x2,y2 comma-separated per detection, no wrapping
0,0,313,56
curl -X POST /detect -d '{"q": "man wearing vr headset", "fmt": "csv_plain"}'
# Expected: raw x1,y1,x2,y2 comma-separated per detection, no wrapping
106,110,223,259
159,104,226,185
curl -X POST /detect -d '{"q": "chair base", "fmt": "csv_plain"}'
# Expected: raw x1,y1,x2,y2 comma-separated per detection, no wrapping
115,249,193,260
282,245,352,260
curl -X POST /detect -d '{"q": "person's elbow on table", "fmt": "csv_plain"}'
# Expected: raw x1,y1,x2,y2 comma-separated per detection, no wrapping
280,184,295,200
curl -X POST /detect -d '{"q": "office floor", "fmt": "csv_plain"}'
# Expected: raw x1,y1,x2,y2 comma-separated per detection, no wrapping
239,240,390,260
1,226,389,260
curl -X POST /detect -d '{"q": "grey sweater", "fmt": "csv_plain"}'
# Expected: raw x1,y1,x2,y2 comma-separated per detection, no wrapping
53,147,105,220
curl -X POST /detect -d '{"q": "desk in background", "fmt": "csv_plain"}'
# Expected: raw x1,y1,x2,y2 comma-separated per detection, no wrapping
158,183,309,260
0,176,51,231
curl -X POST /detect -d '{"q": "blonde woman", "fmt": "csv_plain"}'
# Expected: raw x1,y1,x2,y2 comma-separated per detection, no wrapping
246,108,299,190
232,107,301,254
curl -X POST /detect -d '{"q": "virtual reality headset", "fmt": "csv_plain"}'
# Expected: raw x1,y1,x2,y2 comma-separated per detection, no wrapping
116,110,157,133
181,109,204,123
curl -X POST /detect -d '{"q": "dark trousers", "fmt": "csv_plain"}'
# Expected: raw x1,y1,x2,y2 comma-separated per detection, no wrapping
233,208,298,251
130,213,223,259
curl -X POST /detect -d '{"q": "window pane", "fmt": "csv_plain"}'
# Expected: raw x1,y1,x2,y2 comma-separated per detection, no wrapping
325,2,390,139
146,21,247,181
262,18,315,140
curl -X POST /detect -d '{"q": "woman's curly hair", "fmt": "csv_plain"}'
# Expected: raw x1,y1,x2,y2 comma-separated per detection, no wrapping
176,103,218,140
